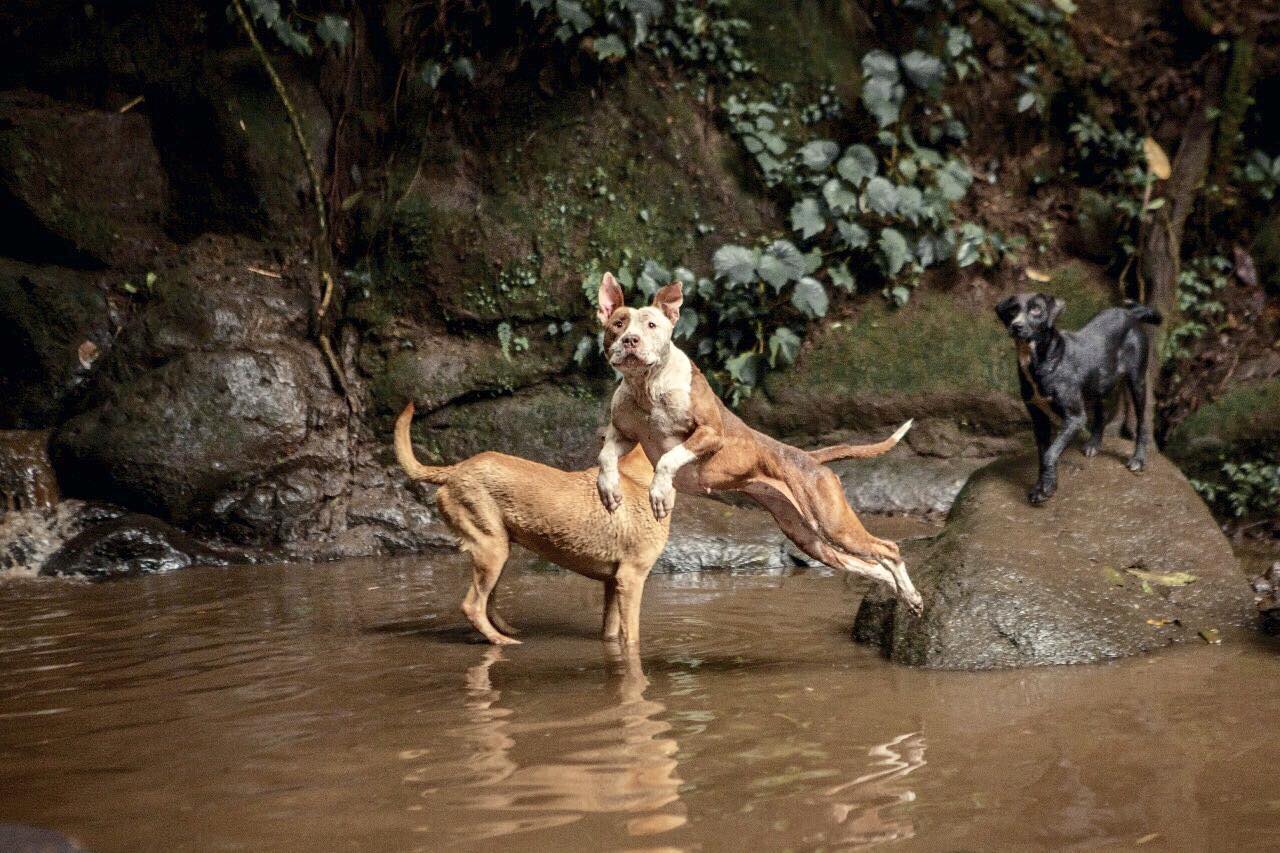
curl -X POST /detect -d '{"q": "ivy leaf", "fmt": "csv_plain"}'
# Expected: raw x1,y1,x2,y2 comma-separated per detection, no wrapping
452,57,476,82
725,351,762,387
895,185,924,223
791,277,829,318
799,139,839,171
712,244,758,285
822,178,858,215
902,50,945,93
936,159,972,201
758,240,807,290
1016,91,1037,113
864,176,898,216
790,198,827,239
673,306,699,340
742,134,764,154
861,49,900,83
829,262,856,292
837,144,878,186
420,60,444,88
878,227,911,276
316,14,352,50
769,327,802,367
497,322,514,360
837,219,870,250
573,334,598,365
861,76,904,128
760,132,787,156
593,33,627,60
556,0,593,34
637,259,671,297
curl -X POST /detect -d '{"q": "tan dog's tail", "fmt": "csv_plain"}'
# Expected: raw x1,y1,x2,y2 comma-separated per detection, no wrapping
808,419,913,464
394,402,453,484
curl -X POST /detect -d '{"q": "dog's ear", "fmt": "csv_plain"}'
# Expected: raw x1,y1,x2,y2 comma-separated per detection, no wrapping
652,281,683,325
994,296,1018,326
597,272,625,325
1045,295,1066,327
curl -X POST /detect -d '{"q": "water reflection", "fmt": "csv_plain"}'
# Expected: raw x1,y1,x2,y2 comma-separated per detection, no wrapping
411,646,686,844
822,732,927,848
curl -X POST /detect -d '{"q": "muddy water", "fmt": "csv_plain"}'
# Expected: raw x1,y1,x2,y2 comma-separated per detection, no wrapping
2,545,1279,852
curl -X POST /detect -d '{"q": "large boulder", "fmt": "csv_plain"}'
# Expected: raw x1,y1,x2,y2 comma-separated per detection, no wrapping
50,236,350,545
1166,378,1280,470
0,260,116,427
0,89,168,268
854,439,1254,669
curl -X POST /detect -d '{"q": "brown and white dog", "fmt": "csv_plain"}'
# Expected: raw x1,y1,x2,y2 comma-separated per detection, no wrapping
594,273,924,615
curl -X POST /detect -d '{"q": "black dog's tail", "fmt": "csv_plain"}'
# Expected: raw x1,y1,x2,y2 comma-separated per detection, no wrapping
1122,300,1162,326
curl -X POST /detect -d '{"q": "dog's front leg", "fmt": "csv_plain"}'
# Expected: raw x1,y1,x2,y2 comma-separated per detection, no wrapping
1030,405,1085,505
597,423,636,513
649,425,722,519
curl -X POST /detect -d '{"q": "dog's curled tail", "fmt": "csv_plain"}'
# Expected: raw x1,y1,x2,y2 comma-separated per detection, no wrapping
394,402,454,484
808,419,913,464
1123,301,1163,326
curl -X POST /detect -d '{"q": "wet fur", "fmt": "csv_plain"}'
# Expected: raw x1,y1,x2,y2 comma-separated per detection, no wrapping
395,402,668,646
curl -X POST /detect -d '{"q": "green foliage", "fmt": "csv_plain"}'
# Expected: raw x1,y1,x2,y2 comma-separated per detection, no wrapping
238,0,350,56
1165,254,1231,359
1191,458,1280,519
1238,149,1280,201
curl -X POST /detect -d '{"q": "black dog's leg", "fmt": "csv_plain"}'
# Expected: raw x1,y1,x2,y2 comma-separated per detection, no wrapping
1030,400,1085,505
1082,397,1106,458
1125,365,1150,472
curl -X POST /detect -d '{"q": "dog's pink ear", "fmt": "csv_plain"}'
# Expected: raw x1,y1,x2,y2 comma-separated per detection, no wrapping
652,282,683,325
597,272,624,325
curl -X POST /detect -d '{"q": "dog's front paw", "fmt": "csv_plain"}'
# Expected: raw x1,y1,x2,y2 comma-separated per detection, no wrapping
1126,456,1146,473
1082,442,1101,458
1027,482,1055,506
597,472,623,513
649,478,676,519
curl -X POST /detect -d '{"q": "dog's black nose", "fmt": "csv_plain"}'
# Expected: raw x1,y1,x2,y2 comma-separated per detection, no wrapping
621,333,640,348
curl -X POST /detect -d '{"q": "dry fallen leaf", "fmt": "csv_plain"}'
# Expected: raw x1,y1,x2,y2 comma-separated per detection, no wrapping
1025,268,1051,283
1199,628,1222,645
1143,137,1171,180
1125,568,1197,587
77,340,99,370
1146,618,1173,627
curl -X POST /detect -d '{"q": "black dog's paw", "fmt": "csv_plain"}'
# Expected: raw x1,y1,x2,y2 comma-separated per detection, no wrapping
1027,484,1055,506
1082,443,1101,458
1126,456,1145,473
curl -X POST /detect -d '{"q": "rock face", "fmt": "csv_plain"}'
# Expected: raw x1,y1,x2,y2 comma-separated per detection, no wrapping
49,236,351,545
854,440,1254,669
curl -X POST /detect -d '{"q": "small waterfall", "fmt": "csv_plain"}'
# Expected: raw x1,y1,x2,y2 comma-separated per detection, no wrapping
0,430,59,513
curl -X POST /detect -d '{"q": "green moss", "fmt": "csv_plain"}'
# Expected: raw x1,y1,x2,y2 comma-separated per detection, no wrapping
735,0,869,90
1167,379,1280,468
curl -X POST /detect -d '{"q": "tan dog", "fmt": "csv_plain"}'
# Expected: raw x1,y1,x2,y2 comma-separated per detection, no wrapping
594,273,924,616
396,399,909,646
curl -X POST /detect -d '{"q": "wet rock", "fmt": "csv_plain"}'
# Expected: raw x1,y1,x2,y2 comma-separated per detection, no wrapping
741,262,1114,444
0,824,87,852
416,381,610,471
41,512,238,579
0,89,168,268
0,430,58,511
0,259,114,427
830,452,991,516
0,499,124,576
49,237,350,545
658,496,792,573
854,440,1254,669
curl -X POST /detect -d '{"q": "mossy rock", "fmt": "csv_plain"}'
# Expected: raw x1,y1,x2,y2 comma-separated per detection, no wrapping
741,262,1116,445
0,259,111,428
368,65,777,327
1252,211,1280,295
0,90,167,269
412,381,610,470
1165,379,1280,471
736,0,871,100
362,326,578,419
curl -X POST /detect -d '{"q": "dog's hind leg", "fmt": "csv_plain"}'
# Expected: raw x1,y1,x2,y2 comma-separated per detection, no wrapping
602,578,621,640
1082,397,1106,458
1124,363,1150,473
440,488,520,646
487,574,520,637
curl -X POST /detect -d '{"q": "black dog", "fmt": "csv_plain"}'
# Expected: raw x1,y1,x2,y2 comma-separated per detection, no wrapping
995,293,1162,505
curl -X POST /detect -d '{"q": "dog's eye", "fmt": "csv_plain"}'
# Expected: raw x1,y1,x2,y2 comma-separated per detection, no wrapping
647,321,657,329
1030,306,1042,316
613,320,624,328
